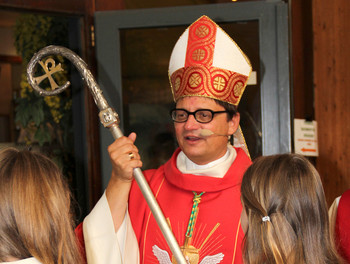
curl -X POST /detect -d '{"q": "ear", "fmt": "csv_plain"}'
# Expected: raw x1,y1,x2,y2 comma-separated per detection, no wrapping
228,113,240,135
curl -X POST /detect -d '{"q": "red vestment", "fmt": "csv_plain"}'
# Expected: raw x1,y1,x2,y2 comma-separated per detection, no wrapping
75,222,87,263
75,147,251,263
128,147,251,263
336,189,350,262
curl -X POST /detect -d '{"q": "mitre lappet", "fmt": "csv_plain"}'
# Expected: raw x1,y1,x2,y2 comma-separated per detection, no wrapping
168,15,252,157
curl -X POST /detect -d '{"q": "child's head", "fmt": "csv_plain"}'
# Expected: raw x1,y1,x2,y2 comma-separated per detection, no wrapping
240,153,341,264
0,147,81,263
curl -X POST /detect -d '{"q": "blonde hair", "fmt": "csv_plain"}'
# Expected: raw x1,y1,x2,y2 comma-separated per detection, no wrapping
0,147,82,263
241,154,343,264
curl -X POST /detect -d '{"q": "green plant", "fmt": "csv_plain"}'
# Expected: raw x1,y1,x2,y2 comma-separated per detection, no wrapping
13,14,74,177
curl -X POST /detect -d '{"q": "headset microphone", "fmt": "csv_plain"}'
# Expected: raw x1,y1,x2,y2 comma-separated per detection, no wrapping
196,129,228,137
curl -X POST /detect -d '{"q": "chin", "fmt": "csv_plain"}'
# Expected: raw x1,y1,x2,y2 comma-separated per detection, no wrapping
185,151,209,164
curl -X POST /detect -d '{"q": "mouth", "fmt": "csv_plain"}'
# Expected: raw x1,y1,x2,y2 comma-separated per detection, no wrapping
184,135,203,142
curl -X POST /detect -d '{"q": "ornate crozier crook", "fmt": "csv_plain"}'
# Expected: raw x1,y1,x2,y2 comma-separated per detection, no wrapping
27,45,186,264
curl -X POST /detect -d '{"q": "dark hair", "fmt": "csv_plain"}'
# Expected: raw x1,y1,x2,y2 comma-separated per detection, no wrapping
241,153,343,264
214,99,238,120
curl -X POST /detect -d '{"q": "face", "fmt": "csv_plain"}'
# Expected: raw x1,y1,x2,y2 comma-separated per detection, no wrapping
174,96,240,165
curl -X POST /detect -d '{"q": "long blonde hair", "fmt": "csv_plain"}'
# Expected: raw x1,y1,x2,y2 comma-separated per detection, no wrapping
0,147,82,263
241,154,343,264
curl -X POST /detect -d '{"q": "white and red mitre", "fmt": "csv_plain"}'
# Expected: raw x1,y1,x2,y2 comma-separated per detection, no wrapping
168,15,252,106
169,15,252,157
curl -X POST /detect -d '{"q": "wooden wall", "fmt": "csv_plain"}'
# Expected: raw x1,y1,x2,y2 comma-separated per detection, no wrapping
291,0,314,120
313,0,350,205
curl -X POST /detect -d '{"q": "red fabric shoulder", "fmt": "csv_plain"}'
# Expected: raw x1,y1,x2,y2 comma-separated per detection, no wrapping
75,222,87,264
336,189,350,262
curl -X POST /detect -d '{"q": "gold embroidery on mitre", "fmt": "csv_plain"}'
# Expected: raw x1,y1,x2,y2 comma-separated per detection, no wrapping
208,70,230,99
233,81,244,98
171,65,249,105
227,74,249,105
195,25,210,38
192,49,206,62
188,73,203,88
212,75,226,91
170,68,186,99
186,17,216,67
190,46,213,67
184,68,208,95
174,76,181,92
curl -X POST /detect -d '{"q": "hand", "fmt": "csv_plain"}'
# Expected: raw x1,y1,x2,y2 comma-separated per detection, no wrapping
106,133,142,231
107,132,142,182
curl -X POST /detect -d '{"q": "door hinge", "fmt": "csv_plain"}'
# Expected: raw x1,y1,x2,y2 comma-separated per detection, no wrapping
91,25,95,47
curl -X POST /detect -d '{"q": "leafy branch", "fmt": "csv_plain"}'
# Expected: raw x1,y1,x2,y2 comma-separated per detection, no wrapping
13,14,74,178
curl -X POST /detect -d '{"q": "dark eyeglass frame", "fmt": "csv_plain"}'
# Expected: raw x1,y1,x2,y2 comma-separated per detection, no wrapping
170,108,228,123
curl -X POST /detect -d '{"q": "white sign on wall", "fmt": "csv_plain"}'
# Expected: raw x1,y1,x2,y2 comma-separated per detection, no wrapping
294,118,319,157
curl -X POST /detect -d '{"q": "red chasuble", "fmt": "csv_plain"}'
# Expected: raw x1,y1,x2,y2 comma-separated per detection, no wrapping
128,147,251,264
75,223,87,263
336,189,350,262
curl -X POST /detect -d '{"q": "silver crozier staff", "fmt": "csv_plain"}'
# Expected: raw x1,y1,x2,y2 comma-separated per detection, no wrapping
26,45,187,264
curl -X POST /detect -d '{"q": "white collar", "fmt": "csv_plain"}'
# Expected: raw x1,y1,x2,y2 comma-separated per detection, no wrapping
184,148,230,170
176,145,237,178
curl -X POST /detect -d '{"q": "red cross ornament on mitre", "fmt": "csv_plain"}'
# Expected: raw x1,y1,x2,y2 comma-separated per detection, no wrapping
168,15,252,106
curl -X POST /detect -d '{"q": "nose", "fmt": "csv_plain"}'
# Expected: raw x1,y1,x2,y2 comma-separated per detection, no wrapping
184,114,200,130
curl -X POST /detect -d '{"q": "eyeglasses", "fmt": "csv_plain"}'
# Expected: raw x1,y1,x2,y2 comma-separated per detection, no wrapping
170,108,228,123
